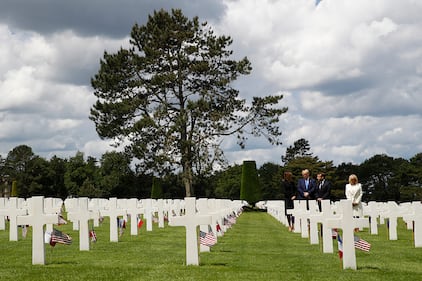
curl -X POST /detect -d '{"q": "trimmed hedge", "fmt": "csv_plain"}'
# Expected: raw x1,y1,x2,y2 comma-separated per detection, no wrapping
240,160,262,205
151,177,163,199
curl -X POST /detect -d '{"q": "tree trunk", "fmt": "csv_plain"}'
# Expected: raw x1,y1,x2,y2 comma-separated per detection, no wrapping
183,160,193,197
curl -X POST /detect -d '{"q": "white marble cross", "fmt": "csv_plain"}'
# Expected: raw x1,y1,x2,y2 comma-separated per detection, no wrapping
288,200,309,235
64,198,80,231
306,200,320,244
385,201,400,240
197,198,212,252
413,203,422,247
144,199,154,232
214,199,227,235
16,196,59,265
326,199,369,270
101,197,127,242
125,198,144,236
89,198,104,227
44,197,63,233
169,197,212,265
156,199,165,228
0,197,27,241
310,200,338,251
67,197,97,251
206,199,218,235
363,201,380,235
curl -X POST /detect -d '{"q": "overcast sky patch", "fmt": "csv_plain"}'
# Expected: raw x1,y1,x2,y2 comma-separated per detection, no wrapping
1,0,422,167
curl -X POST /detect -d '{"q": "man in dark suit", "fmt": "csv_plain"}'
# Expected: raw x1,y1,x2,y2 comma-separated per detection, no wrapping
315,172,331,211
297,169,317,201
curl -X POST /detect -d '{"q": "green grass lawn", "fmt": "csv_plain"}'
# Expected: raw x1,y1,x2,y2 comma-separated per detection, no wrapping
0,212,421,281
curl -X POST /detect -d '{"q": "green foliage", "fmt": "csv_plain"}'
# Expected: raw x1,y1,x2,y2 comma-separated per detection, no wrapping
1,142,421,201
64,152,95,196
359,154,402,202
98,151,135,197
281,138,313,165
5,144,35,197
90,9,286,197
258,162,283,200
399,186,422,202
214,164,242,199
284,156,327,178
240,160,262,205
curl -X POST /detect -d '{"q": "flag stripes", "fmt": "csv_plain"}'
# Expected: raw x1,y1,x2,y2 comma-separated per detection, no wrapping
199,230,217,247
89,230,97,242
337,234,343,260
50,229,72,246
354,236,371,252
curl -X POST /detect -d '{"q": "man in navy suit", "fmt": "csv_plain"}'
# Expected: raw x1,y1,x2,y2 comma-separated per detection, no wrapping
315,172,331,211
297,169,317,200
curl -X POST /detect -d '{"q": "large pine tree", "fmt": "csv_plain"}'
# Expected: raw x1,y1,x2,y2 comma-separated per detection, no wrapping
90,9,287,196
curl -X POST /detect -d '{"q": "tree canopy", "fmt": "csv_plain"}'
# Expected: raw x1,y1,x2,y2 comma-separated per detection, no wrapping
0,143,421,202
90,9,286,196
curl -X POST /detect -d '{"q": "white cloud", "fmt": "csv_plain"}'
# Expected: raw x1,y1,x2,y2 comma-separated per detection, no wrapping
0,24,128,158
82,139,122,160
215,0,422,166
1,0,422,169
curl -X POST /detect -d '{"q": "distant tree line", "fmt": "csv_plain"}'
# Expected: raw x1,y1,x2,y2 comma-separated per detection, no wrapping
1,141,421,202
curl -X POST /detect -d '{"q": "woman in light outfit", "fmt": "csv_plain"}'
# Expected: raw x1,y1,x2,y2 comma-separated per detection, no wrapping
345,174,363,217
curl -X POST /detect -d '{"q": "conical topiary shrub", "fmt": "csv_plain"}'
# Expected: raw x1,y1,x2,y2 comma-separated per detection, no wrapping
151,177,163,199
11,180,18,197
240,160,262,206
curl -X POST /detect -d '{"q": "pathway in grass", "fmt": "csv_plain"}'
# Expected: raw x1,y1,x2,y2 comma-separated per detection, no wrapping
199,211,422,281
200,211,338,280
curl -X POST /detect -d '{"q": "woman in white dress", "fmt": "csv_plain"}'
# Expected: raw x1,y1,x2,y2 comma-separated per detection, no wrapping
345,174,363,217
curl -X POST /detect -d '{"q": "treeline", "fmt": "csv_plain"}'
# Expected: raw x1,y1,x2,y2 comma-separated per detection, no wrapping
1,144,422,202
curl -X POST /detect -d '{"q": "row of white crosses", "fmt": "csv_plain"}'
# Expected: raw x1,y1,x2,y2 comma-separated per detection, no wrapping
169,197,246,265
362,200,422,246
0,196,245,266
267,199,422,270
267,199,369,269
0,196,60,265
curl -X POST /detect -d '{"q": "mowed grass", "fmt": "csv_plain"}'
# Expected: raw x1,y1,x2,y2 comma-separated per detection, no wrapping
1,211,422,281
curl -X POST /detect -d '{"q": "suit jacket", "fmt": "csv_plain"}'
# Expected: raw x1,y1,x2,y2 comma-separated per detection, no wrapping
297,178,317,199
315,179,331,200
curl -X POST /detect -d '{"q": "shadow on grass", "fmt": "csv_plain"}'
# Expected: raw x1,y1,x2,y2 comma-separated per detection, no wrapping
46,261,76,266
207,263,228,266
216,249,234,252
357,266,381,271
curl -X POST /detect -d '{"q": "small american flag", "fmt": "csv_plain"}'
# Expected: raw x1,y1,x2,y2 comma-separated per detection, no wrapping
354,235,371,252
199,229,217,247
337,234,343,260
137,217,144,229
216,223,221,232
50,229,72,246
89,230,97,242
228,215,236,225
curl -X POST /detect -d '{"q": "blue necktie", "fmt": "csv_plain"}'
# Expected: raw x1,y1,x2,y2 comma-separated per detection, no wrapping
305,180,309,190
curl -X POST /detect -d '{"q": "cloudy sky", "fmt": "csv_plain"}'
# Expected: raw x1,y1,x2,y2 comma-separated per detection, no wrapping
1,0,422,167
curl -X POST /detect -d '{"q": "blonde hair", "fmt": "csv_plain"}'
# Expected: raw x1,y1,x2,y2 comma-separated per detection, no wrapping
348,174,358,184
